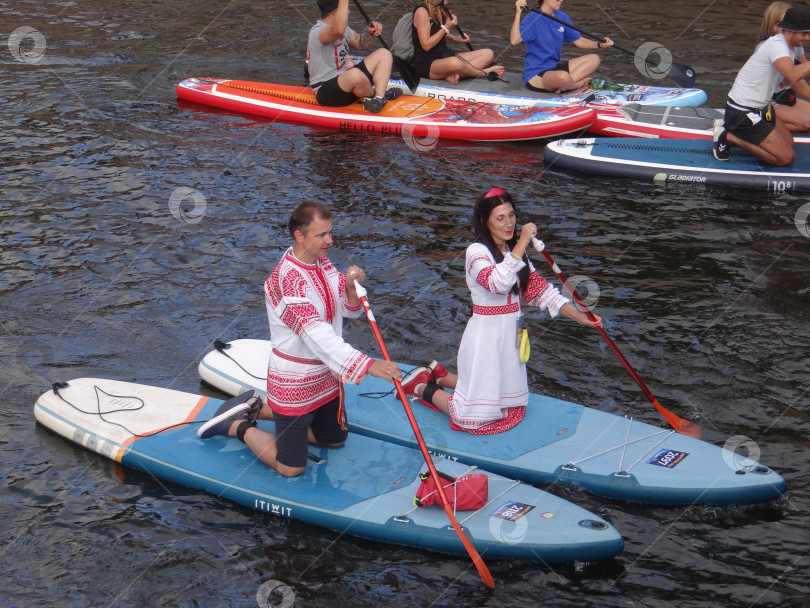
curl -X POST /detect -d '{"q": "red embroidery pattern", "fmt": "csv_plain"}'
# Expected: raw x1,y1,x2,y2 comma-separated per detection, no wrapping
449,406,526,435
525,272,549,303
472,303,520,315
266,365,339,415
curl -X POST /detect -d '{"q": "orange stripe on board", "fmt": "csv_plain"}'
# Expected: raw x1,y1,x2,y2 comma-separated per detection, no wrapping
120,396,210,448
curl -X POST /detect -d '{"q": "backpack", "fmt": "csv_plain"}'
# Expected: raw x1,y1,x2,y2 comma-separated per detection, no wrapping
391,10,415,62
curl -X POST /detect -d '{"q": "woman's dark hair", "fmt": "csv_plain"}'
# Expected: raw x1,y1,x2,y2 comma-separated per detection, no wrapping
289,200,332,237
472,188,530,295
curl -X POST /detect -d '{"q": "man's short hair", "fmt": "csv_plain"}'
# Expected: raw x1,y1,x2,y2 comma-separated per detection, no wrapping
289,201,332,237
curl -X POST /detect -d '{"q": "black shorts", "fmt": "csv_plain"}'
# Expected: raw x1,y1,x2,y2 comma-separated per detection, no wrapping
313,61,373,107
273,396,348,468
724,102,775,146
525,61,570,92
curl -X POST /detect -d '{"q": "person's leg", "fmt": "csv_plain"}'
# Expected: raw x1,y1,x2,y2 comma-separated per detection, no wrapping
567,53,600,88
430,51,504,81
727,118,795,166
237,424,306,478
335,66,376,99
360,48,394,98
775,101,810,132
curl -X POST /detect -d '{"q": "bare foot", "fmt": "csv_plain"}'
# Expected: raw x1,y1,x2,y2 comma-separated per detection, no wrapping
445,73,460,84
484,65,505,77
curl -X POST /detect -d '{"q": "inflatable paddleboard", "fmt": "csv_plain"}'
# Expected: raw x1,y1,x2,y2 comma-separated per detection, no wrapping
199,340,786,506
176,78,595,142
34,378,624,563
391,72,707,108
543,137,810,192
590,103,810,143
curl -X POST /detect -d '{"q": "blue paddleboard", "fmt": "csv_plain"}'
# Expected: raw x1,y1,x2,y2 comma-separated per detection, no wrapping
543,137,810,192
34,378,624,563
391,71,707,107
199,339,786,506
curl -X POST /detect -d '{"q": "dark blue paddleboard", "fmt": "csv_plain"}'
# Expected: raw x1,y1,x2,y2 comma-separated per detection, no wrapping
543,137,810,192
34,378,624,563
199,339,786,506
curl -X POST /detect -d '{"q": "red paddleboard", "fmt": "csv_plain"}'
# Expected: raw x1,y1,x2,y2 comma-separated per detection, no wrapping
176,78,595,142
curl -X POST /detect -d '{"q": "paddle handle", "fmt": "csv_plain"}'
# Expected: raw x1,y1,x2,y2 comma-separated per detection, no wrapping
530,238,700,438
353,280,495,588
436,0,474,52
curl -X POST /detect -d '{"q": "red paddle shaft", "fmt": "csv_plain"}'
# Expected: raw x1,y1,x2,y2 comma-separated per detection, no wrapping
353,280,495,588
531,237,701,438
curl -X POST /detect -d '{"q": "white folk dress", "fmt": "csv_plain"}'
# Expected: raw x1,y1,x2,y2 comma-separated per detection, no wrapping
447,242,569,433
263,248,373,419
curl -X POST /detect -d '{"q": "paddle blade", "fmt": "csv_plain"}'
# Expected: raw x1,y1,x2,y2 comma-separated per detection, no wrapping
393,55,420,91
653,399,701,438
666,62,696,88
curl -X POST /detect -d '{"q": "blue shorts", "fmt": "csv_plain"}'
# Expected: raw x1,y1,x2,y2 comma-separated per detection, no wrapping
525,61,570,92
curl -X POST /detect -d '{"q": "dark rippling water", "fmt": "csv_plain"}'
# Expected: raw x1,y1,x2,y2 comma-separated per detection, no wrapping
2,1,809,606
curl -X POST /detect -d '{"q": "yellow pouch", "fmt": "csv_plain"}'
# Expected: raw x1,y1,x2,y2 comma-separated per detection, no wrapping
518,328,530,363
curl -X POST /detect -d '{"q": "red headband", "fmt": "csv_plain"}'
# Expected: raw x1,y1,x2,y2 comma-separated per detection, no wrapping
484,187,505,198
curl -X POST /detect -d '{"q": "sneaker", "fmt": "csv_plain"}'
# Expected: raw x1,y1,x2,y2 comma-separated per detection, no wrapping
198,399,250,439
384,87,403,101
712,120,731,161
401,366,432,397
363,96,387,113
428,360,448,382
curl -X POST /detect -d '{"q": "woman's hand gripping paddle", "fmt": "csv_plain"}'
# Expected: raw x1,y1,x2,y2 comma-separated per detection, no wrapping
530,237,701,438
350,0,421,91
527,7,696,88
354,280,495,589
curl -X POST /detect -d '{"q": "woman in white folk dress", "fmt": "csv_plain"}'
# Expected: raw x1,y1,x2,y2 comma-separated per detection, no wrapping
402,187,601,434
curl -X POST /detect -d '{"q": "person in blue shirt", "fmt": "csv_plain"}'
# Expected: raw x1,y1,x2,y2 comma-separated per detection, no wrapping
510,0,612,93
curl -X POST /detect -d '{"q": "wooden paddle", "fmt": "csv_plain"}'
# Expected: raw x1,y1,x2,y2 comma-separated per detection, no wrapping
353,280,495,589
530,237,701,439
350,0,421,91
526,7,696,88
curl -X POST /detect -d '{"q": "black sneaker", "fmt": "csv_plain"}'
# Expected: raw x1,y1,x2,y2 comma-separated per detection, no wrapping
384,87,403,101
363,96,387,113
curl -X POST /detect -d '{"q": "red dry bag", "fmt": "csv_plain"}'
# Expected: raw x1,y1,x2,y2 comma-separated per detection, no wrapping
413,471,488,510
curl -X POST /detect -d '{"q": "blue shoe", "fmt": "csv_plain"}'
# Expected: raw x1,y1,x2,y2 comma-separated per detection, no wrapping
385,87,403,101
198,400,250,439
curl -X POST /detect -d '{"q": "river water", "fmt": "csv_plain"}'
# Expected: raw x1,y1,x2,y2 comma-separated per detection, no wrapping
2,0,809,606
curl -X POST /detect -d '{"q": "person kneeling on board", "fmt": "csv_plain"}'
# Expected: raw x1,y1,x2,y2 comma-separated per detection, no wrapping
400,188,601,435
198,201,401,477
713,6,810,165
308,0,403,113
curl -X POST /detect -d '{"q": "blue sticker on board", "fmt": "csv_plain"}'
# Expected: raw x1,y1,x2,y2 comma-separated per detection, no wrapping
648,448,689,468
490,501,535,521
627,93,646,101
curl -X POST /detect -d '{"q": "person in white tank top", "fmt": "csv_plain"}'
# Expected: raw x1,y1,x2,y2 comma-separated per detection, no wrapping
714,6,810,165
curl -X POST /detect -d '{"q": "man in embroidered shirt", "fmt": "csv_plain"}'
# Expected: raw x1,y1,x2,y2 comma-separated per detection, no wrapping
200,201,401,477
